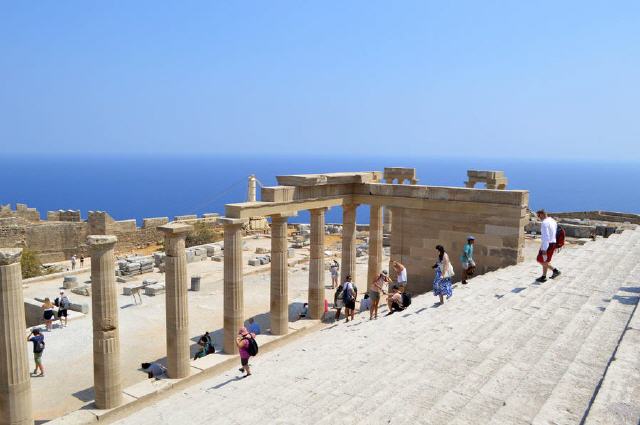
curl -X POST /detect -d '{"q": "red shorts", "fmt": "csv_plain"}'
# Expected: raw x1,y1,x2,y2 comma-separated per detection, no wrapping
537,243,556,264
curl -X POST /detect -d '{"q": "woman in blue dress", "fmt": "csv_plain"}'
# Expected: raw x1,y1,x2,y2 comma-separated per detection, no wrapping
433,245,454,304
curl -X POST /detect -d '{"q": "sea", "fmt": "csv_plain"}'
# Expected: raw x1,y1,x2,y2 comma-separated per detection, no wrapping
1,155,638,224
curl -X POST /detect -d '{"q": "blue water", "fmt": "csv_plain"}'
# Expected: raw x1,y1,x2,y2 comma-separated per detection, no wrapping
1,155,638,224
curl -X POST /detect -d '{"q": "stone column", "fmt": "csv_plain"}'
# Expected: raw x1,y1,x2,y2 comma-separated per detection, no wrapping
158,223,193,379
0,249,32,425
270,215,289,335
367,205,383,291
247,175,257,202
383,207,392,234
221,218,245,354
340,204,358,285
308,208,326,319
87,235,122,409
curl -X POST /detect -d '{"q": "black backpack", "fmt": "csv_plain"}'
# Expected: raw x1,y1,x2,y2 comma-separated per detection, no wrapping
402,293,412,308
34,339,45,353
244,336,258,356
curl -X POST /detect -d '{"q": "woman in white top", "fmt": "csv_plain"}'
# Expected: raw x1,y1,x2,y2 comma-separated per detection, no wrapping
432,245,454,305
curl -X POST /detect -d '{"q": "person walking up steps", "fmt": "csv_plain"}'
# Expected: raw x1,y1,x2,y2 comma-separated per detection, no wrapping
342,275,357,323
27,328,45,377
433,245,454,305
329,259,340,289
460,236,476,285
369,270,390,320
237,327,257,378
536,209,561,282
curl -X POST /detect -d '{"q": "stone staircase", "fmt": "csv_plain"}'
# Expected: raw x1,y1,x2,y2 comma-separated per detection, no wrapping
114,229,640,425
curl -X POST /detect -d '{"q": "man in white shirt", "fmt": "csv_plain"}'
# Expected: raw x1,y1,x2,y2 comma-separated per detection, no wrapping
536,209,561,282
393,261,408,292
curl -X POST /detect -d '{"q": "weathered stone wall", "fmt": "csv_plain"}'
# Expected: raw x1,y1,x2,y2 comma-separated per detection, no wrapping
25,221,89,263
0,217,28,247
388,194,527,294
47,210,81,222
143,217,169,229
550,211,640,225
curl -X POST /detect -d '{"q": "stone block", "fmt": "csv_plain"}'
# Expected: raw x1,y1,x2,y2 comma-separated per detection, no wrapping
144,284,166,296
248,259,260,266
288,248,295,258
261,186,296,203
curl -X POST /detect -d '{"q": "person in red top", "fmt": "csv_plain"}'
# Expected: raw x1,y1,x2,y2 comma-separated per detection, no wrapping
236,327,255,378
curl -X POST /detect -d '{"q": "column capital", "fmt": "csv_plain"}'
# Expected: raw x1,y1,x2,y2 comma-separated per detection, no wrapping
87,235,118,249
158,222,193,237
343,203,359,210
219,217,249,226
0,248,22,266
309,207,327,215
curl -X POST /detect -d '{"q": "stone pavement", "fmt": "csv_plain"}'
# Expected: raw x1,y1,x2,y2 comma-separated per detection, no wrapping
113,229,640,425
21,235,367,421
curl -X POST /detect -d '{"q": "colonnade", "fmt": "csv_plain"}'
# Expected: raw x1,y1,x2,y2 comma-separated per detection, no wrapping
222,202,384,353
1,203,384,418
0,222,195,420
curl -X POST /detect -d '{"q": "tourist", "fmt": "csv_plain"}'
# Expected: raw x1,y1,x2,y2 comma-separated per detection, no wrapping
386,285,404,314
298,303,309,319
193,332,215,360
236,327,256,377
27,328,45,377
536,209,561,282
460,236,476,285
329,259,340,289
79,255,85,268
42,298,55,331
334,281,345,321
393,261,408,292
247,317,261,335
141,362,166,379
342,275,357,323
56,290,70,327
433,245,454,305
369,270,390,320
71,254,77,271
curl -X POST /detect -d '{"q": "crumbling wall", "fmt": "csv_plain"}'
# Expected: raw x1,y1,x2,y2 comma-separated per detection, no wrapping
47,210,81,222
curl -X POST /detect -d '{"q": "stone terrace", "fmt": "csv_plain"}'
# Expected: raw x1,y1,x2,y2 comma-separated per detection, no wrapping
113,228,640,425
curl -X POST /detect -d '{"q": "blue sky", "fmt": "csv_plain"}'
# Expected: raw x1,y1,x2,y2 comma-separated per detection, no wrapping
1,1,639,159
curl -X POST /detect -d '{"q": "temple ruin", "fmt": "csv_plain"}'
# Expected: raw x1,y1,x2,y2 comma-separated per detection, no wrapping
218,169,528,352
0,167,531,422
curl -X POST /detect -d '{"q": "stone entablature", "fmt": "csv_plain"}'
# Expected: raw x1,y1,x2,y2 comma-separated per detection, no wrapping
465,170,508,190
384,167,418,184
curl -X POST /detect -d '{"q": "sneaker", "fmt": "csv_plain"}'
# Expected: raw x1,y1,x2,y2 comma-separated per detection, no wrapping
536,276,547,283
551,269,561,279
238,368,244,373
462,280,468,285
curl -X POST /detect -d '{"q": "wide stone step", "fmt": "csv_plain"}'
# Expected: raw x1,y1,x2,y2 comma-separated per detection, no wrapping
535,269,640,425
583,289,640,425
438,238,640,423
489,262,640,423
